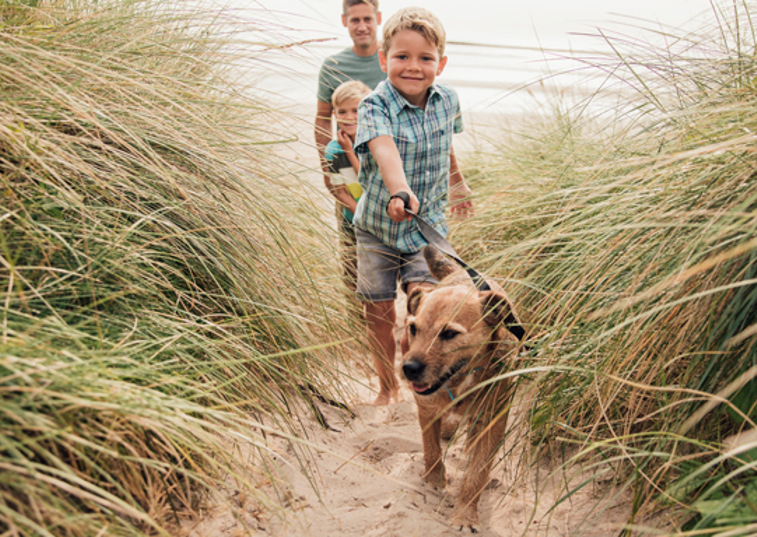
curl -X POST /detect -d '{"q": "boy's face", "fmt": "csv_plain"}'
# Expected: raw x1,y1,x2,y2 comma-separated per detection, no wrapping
379,29,447,108
334,97,361,138
342,4,381,52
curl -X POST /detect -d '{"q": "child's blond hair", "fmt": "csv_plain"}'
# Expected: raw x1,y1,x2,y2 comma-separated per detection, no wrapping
331,80,372,108
381,7,446,58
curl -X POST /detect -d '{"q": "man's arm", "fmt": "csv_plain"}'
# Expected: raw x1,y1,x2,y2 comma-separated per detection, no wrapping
448,145,473,219
315,100,334,189
367,135,418,223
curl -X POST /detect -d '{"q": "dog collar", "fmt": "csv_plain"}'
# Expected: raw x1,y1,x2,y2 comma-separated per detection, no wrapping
445,366,483,401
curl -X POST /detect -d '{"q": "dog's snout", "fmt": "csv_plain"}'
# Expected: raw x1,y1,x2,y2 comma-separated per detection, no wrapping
402,359,426,381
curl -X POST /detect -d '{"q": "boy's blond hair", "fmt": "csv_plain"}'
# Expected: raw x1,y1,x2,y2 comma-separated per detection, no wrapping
381,7,446,58
331,80,372,108
342,0,378,16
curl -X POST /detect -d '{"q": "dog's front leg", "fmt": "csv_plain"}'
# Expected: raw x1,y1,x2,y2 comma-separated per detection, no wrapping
417,402,445,489
450,402,508,532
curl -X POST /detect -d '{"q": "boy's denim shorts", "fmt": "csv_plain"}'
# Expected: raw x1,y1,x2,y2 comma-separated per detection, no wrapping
355,228,437,302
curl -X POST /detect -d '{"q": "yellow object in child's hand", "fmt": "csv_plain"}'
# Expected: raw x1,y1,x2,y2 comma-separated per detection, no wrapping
346,182,363,201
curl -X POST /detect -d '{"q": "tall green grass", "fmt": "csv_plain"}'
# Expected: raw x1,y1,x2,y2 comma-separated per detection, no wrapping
1,1,355,535
455,2,757,534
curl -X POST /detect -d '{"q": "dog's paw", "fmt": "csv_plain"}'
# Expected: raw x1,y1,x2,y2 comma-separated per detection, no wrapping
450,507,480,533
423,468,446,490
451,520,481,533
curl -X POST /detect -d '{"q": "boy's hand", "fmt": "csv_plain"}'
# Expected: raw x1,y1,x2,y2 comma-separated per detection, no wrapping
449,182,474,219
337,129,354,154
387,190,419,223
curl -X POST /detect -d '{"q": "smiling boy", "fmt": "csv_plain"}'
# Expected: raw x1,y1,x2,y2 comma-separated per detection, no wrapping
352,7,473,405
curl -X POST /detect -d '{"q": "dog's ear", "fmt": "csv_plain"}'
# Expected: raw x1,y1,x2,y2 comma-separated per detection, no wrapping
479,291,516,328
407,287,427,315
423,245,459,280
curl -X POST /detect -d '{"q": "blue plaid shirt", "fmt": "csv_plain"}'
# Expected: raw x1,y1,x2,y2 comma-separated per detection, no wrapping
353,80,463,253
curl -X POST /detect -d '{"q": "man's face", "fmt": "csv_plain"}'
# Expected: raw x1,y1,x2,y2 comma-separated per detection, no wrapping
342,3,381,51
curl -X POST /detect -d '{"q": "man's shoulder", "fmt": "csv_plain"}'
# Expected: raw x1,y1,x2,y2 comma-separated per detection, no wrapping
318,47,384,101
322,47,358,65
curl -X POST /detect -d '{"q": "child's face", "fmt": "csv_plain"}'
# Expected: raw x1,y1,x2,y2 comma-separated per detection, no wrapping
379,29,447,108
334,97,361,137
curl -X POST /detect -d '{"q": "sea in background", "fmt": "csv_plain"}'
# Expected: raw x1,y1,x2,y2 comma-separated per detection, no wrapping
211,0,725,210
232,0,717,124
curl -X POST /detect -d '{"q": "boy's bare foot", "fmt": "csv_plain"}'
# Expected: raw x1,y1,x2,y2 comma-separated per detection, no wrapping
372,388,399,406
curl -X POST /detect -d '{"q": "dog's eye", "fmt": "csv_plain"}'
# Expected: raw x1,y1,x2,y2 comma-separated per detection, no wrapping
408,323,417,337
439,329,459,341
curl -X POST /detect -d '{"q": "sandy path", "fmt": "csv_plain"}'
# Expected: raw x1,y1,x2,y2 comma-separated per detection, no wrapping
180,298,634,537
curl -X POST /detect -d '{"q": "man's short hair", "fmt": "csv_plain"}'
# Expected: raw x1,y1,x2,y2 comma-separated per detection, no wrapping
342,0,379,16
381,7,446,58
331,80,372,108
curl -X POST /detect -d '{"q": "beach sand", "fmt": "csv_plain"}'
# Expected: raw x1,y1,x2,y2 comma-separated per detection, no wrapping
176,106,641,537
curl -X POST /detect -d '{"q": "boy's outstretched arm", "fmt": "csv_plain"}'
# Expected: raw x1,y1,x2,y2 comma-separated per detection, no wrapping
448,146,473,219
368,135,418,223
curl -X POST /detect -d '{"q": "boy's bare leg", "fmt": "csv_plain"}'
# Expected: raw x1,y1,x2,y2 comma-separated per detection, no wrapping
364,299,399,405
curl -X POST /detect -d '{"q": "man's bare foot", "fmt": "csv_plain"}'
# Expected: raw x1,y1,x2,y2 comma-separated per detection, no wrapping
372,389,399,406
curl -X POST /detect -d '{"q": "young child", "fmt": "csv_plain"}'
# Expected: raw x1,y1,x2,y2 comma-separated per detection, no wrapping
352,7,473,405
324,80,372,292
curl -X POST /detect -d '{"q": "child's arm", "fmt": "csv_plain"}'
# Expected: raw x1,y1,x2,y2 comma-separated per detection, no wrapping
333,185,358,215
337,129,361,174
448,145,473,219
367,135,418,223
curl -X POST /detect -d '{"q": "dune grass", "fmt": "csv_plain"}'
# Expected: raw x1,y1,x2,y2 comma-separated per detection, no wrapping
453,2,757,534
0,1,359,535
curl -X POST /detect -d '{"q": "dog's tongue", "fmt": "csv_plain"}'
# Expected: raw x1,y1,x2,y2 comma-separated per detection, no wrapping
412,383,430,393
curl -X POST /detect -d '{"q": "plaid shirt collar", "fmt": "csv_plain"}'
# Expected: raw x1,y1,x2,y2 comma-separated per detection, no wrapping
383,81,442,115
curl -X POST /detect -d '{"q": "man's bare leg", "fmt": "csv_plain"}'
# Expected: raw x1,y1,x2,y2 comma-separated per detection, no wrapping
364,299,399,405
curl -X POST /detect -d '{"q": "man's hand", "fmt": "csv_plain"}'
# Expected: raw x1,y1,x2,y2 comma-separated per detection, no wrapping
386,191,419,223
449,182,474,219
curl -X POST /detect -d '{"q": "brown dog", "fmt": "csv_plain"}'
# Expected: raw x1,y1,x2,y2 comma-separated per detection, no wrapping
401,245,522,532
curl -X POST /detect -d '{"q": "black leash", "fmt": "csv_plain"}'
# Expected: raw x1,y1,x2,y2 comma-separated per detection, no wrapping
387,191,531,346
388,191,490,290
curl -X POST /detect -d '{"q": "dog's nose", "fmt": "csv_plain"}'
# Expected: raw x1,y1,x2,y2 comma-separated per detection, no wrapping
402,359,425,381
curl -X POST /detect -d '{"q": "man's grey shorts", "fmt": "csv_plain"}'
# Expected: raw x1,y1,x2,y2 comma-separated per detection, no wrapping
355,228,437,302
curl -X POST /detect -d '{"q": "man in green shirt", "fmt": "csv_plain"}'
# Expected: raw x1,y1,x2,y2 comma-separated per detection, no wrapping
315,0,386,200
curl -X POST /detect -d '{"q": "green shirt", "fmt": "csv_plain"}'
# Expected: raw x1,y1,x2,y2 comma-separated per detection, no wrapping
317,47,386,103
